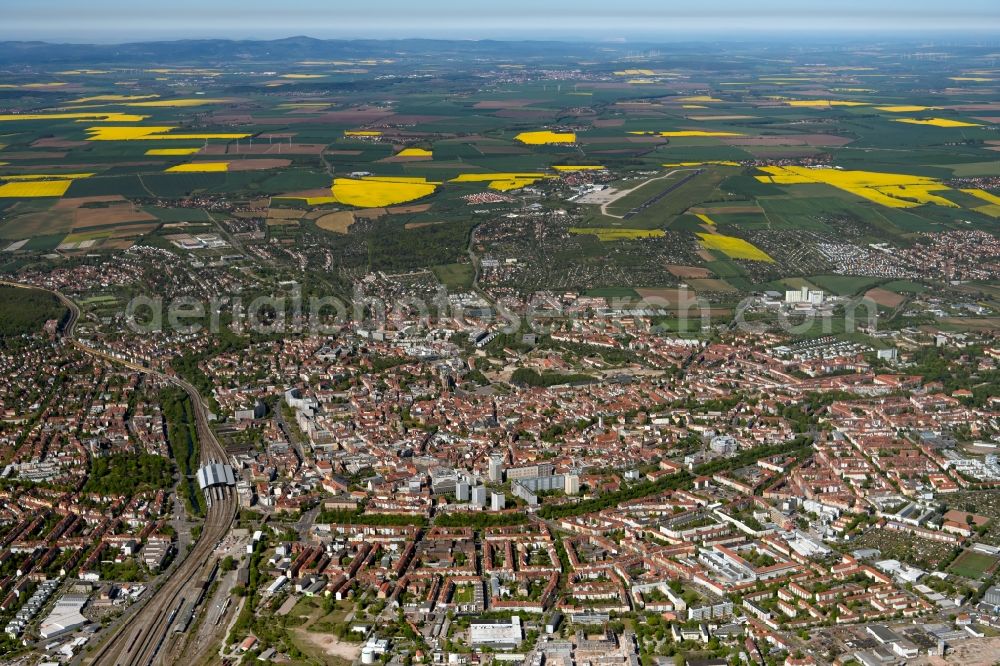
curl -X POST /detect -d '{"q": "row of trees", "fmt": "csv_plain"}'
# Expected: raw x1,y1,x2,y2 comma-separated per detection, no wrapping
160,387,205,516
434,512,527,528
540,437,813,520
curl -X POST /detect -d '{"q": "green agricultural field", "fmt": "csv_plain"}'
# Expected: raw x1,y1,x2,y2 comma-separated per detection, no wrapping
879,279,928,294
143,207,212,222
0,37,994,305
808,275,889,296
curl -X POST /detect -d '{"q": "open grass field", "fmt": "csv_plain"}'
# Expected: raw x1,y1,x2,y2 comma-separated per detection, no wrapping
949,550,1000,580
432,262,475,290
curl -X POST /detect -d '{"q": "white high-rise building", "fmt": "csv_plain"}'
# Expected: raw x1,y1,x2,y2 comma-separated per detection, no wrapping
565,474,580,496
456,481,470,502
786,286,824,305
488,456,504,483
471,486,487,507
490,491,506,511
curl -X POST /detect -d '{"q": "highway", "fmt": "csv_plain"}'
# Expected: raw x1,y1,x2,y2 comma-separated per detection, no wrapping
2,281,237,665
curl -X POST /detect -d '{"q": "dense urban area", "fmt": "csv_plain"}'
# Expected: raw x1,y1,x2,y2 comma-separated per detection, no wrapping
0,33,998,666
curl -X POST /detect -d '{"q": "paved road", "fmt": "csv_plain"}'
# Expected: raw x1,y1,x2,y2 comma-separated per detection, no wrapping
2,281,237,666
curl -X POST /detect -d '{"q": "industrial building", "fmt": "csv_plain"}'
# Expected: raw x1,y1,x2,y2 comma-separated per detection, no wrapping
39,594,89,639
469,615,522,645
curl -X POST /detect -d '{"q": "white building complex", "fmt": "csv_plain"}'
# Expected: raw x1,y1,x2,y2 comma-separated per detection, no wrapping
39,594,88,639
469,615,522,646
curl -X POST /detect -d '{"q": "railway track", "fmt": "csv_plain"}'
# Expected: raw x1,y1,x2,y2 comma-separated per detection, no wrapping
86,369,236,664
1,282,237,665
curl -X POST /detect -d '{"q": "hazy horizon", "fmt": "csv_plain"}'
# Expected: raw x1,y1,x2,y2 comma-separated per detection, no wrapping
4,0,999,43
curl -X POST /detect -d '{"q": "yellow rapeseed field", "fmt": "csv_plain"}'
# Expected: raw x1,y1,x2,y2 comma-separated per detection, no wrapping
0,112,148,123
515,131,576,145
330,176,438,207
697,232,774,262
895,118,981,128
126,98,229,107
569,228,665,241
962,189,1000,217
344,130,382,137
0,82,67,89
784,100,867,107
396,148,432,157
146,148,201,156
450,172,555,191
56,70,111,75
486,180,534,191
695,213,717,226
84,126,250,141
551,165,605,171
962,189,1000,206
1,173,94,181
755,166,959,209
614,69,655,76
165,162,230,173
875,105,934,112
870,185,957,208
0,180,74,198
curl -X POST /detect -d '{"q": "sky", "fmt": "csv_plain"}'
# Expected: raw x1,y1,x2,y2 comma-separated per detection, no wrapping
3,0,999,42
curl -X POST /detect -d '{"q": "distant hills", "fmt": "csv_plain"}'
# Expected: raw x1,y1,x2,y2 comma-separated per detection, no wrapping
0,36,609,65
